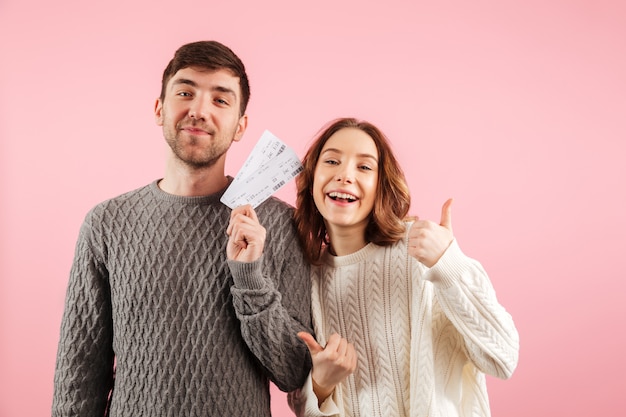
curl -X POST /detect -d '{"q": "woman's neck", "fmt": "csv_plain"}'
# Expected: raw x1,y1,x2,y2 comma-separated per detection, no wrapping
326,224,368,256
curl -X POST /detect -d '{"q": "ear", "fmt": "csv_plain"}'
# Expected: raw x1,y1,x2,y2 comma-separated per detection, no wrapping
233,114,248,143
154,98,164,126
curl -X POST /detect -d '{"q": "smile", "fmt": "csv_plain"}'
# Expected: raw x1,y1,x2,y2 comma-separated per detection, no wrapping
183,127,210,135
328,192,358,202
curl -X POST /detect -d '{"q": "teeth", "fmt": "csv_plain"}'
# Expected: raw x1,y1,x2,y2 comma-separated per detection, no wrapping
329,192,357,201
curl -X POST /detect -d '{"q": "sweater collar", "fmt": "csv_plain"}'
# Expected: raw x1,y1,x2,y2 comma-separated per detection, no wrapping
148,177,234,205
321,242,379,267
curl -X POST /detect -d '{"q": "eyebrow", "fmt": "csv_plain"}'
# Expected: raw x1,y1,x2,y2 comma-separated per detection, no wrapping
171,78,238,98
321,148,379,163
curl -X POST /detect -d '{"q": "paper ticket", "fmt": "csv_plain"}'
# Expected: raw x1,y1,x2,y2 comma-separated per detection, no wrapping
221,130,303,208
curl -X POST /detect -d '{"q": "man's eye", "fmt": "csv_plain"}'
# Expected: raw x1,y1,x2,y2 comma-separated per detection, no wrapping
177,91,192,97
215,98,228,105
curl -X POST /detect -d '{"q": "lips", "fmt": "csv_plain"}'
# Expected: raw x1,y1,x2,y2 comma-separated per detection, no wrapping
182,126,210,135
178,119,213,135
328,191,358,202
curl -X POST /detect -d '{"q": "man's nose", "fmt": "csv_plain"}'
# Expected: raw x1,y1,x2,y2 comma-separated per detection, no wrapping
188,96,211,121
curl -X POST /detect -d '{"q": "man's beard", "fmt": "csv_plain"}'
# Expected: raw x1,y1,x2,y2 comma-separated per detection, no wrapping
164,119,234,169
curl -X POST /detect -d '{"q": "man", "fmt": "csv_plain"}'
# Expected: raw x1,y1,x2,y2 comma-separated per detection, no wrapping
52,40,312,416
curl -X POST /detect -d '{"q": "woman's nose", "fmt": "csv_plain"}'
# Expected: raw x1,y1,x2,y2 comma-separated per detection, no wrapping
335,169,353,183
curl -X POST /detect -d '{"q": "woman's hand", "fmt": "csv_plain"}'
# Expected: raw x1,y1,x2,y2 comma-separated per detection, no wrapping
298,331,357,405
407,198,455,267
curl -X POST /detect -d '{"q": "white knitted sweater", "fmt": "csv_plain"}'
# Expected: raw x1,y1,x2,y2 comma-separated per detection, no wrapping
289,223,519,417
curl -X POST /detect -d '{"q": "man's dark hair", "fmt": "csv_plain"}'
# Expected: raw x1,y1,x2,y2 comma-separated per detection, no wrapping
159,41,250,116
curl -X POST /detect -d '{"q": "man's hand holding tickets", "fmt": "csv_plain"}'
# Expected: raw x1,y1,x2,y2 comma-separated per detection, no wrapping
226,205,266,263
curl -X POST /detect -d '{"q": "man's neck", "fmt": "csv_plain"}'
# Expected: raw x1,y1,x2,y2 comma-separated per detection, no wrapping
159,159,229,197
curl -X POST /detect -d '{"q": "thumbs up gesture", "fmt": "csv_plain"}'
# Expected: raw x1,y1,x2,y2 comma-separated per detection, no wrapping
298,331,357,404
408,198,455,268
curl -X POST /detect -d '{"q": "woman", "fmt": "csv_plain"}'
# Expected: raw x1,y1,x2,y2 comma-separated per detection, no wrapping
288,118,519,417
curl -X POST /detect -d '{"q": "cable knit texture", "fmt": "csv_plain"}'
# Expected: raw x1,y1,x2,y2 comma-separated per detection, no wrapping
288,222,519,417
52,179,312,417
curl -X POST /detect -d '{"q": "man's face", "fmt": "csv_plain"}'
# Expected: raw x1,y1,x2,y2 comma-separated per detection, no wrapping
154,67,247,169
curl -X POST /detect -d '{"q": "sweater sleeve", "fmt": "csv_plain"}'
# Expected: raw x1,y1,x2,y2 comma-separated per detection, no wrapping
227,203,313,392
52,212,115,416
288,372,341,417
422,239,520,379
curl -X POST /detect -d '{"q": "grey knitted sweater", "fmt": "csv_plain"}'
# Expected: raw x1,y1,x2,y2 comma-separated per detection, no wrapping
52,179,312,417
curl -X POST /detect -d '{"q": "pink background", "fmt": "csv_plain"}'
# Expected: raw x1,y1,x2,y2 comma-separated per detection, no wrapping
1,1,625,415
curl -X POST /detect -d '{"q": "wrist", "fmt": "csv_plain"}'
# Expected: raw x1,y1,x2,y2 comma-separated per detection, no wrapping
311,377,335,406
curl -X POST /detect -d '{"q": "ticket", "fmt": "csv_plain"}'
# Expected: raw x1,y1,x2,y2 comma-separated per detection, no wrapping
221,130,303,208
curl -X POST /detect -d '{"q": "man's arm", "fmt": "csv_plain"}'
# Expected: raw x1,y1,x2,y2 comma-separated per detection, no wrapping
52,215,115,416
227,202,313,392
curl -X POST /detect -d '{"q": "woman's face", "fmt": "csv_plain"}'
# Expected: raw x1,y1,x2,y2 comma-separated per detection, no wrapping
312,127,379,236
